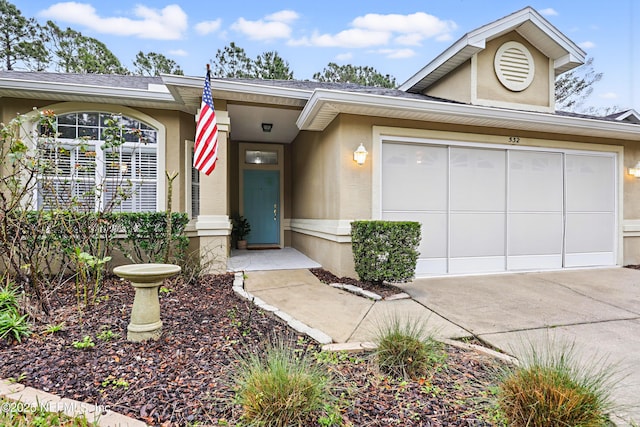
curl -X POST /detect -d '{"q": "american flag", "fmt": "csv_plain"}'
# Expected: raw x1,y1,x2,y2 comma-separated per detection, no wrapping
193,70,218,175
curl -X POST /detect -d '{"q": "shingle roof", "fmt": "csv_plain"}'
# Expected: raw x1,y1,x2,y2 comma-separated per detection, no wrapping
555,110,631,123
0,71,634,126
216,77,456,102
0,70,163,89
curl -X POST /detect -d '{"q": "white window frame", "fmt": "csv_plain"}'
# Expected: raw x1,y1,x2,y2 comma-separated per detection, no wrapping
184,140,200,220
25,103,166,212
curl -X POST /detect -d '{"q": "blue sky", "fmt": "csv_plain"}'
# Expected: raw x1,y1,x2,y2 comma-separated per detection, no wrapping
10,1,639,112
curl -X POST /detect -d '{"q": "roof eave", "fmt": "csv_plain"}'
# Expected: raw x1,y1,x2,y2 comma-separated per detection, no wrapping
297,89,640,141
0,76,174,102
162,75,312,101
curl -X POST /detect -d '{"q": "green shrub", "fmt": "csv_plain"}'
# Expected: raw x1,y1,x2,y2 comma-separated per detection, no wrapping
0,281,19,314
111,212,189,264
71,335,95,350
498,340,618,427
234,338,334,426
374,316,444,379
351,220,420,284
0,311,31,343
96,327,119,341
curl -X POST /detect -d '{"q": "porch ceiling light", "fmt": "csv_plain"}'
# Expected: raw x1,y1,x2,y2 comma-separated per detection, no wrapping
629,161,640,178
261,122,273,132
353,143,368,166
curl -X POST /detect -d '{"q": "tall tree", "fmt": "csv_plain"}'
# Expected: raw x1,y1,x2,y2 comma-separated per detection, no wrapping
42,21,128,74
253,51,293,80
211,42,253,78
555,57,602,112
313,63,397,88
41,21,81,73
0,0,47,70
75,37,129,74
133,51,183,76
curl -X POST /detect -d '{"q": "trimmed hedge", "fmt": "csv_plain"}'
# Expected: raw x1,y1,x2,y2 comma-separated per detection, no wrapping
8,211,189,267
111,212,189,263
351,220,421,284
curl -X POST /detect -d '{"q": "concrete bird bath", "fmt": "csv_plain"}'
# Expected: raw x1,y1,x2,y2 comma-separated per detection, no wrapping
112,263,181,342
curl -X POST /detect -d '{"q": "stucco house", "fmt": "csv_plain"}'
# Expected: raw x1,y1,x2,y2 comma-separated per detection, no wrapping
1,6,640,278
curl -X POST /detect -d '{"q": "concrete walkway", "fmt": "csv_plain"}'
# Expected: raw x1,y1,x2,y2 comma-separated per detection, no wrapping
243,267,640,426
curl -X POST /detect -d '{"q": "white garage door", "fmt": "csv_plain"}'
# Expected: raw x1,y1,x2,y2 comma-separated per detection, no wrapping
381,142,617,276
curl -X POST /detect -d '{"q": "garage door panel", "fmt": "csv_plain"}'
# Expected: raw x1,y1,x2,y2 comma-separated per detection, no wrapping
565,213,615,253
507,254,563,271
382,144,447,211
508,213,563,255
450,213,505,257
416,258,447,276
564,252,616,268
449,257,506,274
509,151,563,211
566,154,615,211
450,148,505,211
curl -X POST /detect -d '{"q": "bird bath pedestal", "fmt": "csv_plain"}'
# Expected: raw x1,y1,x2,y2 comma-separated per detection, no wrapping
113,263,181,342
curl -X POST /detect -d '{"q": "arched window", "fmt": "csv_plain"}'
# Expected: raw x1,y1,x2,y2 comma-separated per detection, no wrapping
37,112,158,212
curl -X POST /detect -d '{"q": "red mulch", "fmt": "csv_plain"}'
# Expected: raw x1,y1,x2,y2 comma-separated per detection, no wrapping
0,274,505,426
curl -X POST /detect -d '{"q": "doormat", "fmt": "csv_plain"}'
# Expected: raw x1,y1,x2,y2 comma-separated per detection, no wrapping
246,245,281,250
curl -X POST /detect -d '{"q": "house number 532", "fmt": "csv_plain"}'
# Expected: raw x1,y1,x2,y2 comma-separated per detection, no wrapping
509,136,520,144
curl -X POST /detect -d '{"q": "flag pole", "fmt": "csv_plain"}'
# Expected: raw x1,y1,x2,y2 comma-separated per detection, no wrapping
194,63,219,175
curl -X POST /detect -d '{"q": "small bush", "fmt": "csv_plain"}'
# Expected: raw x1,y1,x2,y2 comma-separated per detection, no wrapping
234,338,334,426
498,340,618,427
351,220,420,284
374,316,444,379
111,212,189,264
0,281,19,314
0,311,31,343
71,335,95,350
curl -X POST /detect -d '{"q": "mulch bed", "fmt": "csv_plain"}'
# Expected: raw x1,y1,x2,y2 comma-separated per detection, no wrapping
1,274,506,426
310,268,405,299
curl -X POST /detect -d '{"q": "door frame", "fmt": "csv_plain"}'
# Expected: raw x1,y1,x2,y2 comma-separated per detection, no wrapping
239,142,285,248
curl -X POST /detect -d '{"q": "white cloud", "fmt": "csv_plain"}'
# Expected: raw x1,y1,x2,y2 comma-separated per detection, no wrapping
539,8,559,16
290,11,455,49
600,92,618,99
579,41,596,49
168,49,188,57
39,2,187,40
290,29,391,48
265,10,299,24
376,48,416,59
231,10,299,41
232,18,291,40
335,52,353,61
352,12,457,40
195,19,222,36
394,33,423,46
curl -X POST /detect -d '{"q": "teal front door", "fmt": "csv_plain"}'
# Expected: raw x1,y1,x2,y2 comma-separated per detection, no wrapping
243,170,280,245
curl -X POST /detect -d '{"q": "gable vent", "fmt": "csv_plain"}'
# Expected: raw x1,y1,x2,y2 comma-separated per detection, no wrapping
494,41,535,92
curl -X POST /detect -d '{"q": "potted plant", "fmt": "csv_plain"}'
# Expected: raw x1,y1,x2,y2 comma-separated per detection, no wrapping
232,216,251,249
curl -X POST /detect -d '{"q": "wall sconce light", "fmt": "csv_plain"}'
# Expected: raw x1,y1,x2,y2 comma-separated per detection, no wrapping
261,123,273,133
629,161,640,177
353,143,368,166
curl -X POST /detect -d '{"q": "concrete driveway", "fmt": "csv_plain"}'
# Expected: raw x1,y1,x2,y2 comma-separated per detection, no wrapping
402,267,640,425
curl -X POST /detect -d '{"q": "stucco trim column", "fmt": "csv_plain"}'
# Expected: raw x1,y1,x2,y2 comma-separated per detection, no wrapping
193,111,231,272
